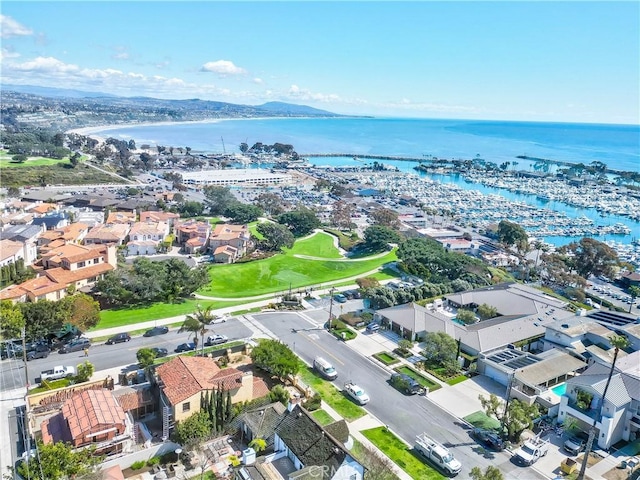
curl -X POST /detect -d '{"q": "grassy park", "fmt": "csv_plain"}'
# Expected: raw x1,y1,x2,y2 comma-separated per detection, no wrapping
199,233,397,298
95,299,245,329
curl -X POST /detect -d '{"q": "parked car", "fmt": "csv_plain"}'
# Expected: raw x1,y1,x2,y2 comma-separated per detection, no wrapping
175,342,196,353
333,294,347,303
366,322,380,333
563,432,589,455
209,315,228,324
204,334,228,346
58,338,91,354
143,326,169,337
106,333,131,345
1,342,23,360
26,345,51,361
471,428,504,451
390,372,422,395
151,347,168,358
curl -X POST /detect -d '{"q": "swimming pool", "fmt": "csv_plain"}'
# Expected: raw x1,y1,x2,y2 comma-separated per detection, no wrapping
551,383,567,396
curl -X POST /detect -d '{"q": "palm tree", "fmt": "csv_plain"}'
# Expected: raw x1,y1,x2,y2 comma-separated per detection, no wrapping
577,334,630,480
628,286,640,314
178,305,215,356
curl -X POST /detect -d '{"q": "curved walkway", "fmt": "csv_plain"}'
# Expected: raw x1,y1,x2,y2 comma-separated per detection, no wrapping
292,250,390,262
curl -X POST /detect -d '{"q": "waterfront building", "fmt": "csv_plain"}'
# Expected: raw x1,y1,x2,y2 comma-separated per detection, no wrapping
179,168,292,187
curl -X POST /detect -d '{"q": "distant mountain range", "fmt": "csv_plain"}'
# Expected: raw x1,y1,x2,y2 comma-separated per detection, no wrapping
2,84,118,99
1,84,342,117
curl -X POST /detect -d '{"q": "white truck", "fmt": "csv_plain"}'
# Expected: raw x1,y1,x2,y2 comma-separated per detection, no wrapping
40,365,75,382
343,382,370,405
414,433,462,476
514,436,549,466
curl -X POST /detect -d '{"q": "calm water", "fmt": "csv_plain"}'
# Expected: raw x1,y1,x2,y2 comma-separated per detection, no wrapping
92,117,640,246
93,117,640,173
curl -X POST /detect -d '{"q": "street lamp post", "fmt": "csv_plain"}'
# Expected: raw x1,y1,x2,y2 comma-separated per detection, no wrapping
328,287,336,330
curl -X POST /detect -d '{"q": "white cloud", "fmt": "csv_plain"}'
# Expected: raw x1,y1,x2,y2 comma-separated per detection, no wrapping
0,48,20,60
287,84,341,103
112,52,129,60
2,56,196,97
1,16,33,38
200,60,246,75
253,77,263,84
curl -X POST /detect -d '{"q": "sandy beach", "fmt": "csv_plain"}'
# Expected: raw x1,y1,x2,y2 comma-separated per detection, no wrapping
66,116,304,146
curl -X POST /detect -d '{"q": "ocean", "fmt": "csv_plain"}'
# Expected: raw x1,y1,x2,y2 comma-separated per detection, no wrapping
90,117,640,248
90,117,640,173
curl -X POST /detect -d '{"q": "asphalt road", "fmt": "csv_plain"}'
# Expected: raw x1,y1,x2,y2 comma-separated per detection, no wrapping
251,311,545,480
0,319,252,391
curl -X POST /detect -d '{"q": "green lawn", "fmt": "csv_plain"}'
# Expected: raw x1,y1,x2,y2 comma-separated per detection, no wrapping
248,221,265,240
373,352,400,366
285,232,343,259
394,366,441,392
446,375,469,386
199,248,397,298
95,299,245,330
463,411,501,431
298,367,366,422
0,156,68,168
311,409,335,426
361,427,443,480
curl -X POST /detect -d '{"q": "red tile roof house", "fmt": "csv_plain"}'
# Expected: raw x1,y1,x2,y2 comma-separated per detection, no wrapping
175,219,211,254
154,356,269,438
139,210,180,226
83,223,130,246
0,244,116,302
208,224,252,261
41,389,134,457
125,221,170,256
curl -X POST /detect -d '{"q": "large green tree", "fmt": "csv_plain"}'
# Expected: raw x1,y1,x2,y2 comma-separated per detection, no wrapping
224,203,262,224
136,347,158,368
257,222,295,251
362,225,401,252
421,331,458,367
17,441,103,480
174,410,212,447
0,300,25,340
479,393,539,442
203,186,238,215
497,220,529,254
278,208,321,237
370,207,400,229
255,192,285,216
566,237,619,279
250,339,299,379
397,237,491,285
470,466,504,480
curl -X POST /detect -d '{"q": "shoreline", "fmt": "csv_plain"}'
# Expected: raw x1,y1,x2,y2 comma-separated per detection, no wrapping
67,119,639,175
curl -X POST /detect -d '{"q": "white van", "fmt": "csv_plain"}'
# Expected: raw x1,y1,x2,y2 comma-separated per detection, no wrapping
313,357,338,380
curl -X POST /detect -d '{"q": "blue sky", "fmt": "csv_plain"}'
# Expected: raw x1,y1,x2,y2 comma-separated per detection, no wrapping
1,1,638,124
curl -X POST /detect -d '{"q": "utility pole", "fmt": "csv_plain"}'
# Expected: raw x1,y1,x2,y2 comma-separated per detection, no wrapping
328,287,336,330
22,327,29,388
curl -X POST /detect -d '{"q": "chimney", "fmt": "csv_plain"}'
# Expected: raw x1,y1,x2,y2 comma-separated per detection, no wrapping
287,392,301,412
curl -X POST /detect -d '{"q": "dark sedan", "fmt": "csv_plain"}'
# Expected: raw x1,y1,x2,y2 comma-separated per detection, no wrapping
26,346,51,361
59,338,91,354
471,428,504,451
151,347,169,358
175,342,196,353
144,326,169,337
